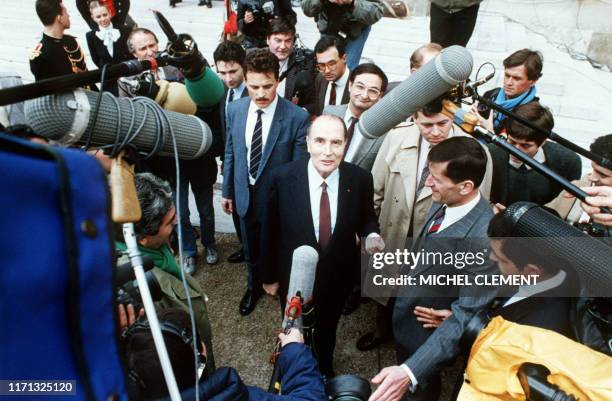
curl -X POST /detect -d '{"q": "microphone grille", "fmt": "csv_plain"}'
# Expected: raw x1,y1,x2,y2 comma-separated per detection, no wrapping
436,45,475,84
25,91,81,142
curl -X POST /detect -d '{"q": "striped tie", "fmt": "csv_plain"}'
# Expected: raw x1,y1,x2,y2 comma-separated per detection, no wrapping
249,109,264,180
427,206,446,236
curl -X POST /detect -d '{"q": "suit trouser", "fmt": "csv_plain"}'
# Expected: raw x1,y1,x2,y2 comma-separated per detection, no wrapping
429,3,480,48
239,185,262,291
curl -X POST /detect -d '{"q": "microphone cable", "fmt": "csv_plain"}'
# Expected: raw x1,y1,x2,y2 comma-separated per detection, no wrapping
76,66,202,399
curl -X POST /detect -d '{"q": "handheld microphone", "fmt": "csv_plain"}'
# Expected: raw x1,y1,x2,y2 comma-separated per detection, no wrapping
358,45,473,139
24,89,213,159
504,202,612,296
282,245,318,330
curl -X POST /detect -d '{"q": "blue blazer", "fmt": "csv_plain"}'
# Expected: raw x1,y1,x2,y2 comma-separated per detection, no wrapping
222,96,309,218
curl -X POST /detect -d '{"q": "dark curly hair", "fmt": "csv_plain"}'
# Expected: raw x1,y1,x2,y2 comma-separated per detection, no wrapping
244,49,279,80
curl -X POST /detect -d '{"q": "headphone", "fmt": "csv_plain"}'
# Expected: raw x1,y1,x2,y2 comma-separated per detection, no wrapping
123,316,205,400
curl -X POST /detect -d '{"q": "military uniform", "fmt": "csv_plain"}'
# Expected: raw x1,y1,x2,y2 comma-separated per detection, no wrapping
30,33,88,81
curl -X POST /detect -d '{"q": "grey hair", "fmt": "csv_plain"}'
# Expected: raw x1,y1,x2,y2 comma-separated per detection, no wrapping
134,173,173,237
126,28,158,54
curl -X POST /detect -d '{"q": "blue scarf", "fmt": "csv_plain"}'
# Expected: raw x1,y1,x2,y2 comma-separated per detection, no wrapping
493,86,537,128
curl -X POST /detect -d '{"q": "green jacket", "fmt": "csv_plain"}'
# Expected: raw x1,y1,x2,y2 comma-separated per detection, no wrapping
302,0,383,40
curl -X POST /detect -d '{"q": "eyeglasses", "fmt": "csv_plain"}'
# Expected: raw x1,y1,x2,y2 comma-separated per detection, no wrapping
352,83,382,98
316,60,339,72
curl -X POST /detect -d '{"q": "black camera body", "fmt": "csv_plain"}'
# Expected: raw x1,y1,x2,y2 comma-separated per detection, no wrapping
243,0,275,20
115,255,163,311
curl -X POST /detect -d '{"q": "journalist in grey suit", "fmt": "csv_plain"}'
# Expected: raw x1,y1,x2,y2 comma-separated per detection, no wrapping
370,137,498,401
221,49,309,316
322,63,389,172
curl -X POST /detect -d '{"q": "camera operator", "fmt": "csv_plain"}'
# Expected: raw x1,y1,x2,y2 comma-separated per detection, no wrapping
238,0,296,49
115,172,215,374
266,18,316,112
124,307,327,400
547,134,612,236
302,0,383,70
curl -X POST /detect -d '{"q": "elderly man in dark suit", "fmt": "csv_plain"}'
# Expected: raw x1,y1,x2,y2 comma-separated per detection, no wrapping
261,115,385,378
370,137,498,401
222,49,310,316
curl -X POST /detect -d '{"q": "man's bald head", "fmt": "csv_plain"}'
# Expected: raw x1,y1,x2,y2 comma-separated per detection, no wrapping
308,114,347,140
410,43,442,73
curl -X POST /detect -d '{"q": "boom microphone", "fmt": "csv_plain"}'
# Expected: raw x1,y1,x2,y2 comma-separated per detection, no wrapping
504,202,612,296
24,89,213,159
282,245,318,329
358,45,473,139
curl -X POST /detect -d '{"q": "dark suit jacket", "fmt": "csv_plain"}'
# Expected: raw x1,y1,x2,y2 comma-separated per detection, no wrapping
220,86,249,145
282,52,316,112
222,96,310,218
488,284,573,339
85,25,131,68
393,196,499,382
261,159,380,310
313,73,350,116
488,141,582,206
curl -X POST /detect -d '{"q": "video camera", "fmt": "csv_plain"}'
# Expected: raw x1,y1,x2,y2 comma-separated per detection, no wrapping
115,255,163,312
242,0,275,20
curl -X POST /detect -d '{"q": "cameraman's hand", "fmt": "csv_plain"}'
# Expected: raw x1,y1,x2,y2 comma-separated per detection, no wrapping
579,185,612,227
471,102,494,132
279,328,304,346
117,303,144,333
244,11,255,23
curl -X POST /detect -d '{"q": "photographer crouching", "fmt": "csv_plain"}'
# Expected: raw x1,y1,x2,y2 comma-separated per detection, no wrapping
123,308,327,400
238,0,296,49
115,172,216,375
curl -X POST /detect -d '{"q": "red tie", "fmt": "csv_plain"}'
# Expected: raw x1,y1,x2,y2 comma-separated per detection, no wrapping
343,117,358,160
329,82,337,105
319,182,331,249
427,206,446,236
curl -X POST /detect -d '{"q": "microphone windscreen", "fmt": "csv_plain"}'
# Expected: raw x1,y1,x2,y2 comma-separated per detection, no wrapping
283,245,318,328
358,45,473,139
184,67,225,107
504,202,612,296
25,89,212,159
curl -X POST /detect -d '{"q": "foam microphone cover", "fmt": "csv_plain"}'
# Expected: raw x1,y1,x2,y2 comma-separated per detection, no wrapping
25,89,213,159
282,245,318,328
358,45,473,139
504,202,612,296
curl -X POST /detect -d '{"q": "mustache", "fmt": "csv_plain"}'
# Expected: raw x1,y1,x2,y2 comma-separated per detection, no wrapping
256,97,269,102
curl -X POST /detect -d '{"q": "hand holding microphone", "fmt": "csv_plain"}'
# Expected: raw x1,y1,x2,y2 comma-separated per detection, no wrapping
579,186,612,227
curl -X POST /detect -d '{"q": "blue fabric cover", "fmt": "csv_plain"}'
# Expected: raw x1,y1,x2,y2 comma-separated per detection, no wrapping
0,134,128,401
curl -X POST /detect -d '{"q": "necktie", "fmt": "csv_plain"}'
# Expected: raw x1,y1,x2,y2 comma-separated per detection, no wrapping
228,88,235,103
343,117,358,159
249,110,264,180
329,82,337,105
416,145,431,196
319,182,332,250
427,206,446,236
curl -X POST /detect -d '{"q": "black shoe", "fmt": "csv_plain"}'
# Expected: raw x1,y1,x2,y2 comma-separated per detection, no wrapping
239,289,261,316
227,248,245,263
342,292,361,315
356,331,386,351
198,0,211,6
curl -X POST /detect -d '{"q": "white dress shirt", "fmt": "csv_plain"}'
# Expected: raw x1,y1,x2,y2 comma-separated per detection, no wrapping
277,58,289,97
504,270,567,307
509,146,546,170
308,160,340,240
416,128,455,192
95,23,120,58
435,192,481,233
245,95,279,184
343,107,364,163
324,68,350,106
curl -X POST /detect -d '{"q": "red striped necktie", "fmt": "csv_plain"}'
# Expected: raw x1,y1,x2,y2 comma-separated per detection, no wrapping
427,206,446,235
